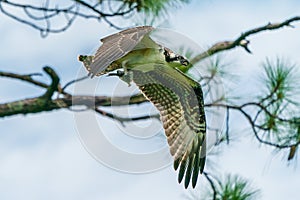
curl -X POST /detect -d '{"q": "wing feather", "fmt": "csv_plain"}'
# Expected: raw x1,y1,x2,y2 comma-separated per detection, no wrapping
131,64,206,188
185,141,195,188
89,26,154,76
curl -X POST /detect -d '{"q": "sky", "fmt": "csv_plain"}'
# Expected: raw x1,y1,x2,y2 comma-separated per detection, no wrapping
1,0,300,200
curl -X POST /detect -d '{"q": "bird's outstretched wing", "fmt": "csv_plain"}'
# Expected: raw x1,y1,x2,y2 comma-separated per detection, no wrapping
89,26,154,76
130,63,206,188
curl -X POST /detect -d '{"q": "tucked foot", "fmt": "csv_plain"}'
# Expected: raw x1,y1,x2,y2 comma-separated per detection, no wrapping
108,70,132,86
107,70,125,77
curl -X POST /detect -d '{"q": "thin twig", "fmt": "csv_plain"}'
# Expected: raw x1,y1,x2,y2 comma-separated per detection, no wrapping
203,172,217,200
0,69,69,95
225,107,230,144
62,75,90,91
94,107,160,125
0,0,137,35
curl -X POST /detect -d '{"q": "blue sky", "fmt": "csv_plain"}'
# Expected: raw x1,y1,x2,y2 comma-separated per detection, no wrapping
1,1,300,199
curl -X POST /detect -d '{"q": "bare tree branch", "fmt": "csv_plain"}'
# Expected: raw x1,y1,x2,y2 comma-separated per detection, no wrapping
41,67,60,100
0,93,148,118
1,16,300,158
205,102,300,149
0,0,79,37
0,66,148,118
0,0,139,36
190,16,300,64
2,67,298,150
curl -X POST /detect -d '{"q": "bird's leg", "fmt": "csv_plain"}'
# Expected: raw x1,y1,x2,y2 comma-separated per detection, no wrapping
119,71,133,87
121,60,129,74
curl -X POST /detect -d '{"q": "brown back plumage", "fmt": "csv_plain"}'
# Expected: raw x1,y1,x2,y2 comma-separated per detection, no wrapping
89,26,154,76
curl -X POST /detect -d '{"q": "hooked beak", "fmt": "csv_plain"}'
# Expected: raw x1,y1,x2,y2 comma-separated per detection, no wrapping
177,55,189,66
164,47,189,66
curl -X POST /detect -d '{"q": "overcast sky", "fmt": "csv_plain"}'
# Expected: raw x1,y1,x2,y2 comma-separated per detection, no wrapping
1,1,300,200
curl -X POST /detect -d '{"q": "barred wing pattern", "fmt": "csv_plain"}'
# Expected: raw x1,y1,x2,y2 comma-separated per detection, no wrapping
131,64,206,188
89,26,154,76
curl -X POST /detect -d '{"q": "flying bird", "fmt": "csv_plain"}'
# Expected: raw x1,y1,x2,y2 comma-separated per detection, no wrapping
78,26,206,188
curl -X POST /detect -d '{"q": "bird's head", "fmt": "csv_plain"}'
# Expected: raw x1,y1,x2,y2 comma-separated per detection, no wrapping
163,47,190,73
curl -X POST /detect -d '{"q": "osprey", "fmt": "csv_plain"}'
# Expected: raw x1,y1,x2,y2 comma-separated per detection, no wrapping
78,26,206,188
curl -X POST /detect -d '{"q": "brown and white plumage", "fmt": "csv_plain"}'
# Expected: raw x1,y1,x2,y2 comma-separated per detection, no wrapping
79,26,206,188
